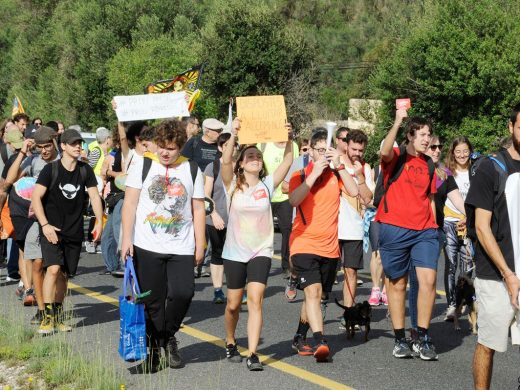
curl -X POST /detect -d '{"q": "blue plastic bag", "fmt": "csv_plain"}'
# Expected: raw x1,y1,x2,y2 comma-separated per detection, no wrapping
118,256,147,362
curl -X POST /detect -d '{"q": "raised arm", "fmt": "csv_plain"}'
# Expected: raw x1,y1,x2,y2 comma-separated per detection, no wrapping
221,118,239,190
353,161,373,205
273,124,294,189
5,139,33,186
327,148,358,197
381,109,407,163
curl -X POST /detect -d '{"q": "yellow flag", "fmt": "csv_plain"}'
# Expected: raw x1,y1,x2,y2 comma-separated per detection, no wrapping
12,96,25,116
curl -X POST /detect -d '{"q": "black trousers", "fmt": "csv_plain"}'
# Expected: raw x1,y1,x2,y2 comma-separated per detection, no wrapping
133,246,195,347
271,199,293,271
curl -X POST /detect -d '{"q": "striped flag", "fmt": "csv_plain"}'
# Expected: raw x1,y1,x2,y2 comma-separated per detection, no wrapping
12,96,25,116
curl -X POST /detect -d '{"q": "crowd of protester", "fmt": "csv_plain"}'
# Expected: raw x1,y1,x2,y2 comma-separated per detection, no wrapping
0,102,519,389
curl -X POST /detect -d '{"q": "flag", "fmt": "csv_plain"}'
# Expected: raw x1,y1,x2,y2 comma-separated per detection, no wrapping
12,96,25,116
144,65,204,112
224,98,234,133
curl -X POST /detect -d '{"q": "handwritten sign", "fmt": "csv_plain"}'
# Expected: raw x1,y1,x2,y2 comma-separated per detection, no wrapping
236,95,287,144
114,92,190,121
395,98,412,110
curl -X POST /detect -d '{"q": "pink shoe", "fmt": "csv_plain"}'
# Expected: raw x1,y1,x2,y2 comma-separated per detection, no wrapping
368,287,381,306
380,291,388,306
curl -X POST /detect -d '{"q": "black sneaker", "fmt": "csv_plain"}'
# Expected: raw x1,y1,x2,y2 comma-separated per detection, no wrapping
413,335,438,361
165,336,183,368
30,310,45,325
392,338,413,359
292,335,313,356
143,348,162,374
246,353,263,371
226,343,243,363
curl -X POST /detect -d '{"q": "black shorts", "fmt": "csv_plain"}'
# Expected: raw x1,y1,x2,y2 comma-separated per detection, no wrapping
12,216,33,245
207,225,226,266
369,221,380,251
291,253,338,292
340,240,364,269
223,257,271,289
40,234,82,276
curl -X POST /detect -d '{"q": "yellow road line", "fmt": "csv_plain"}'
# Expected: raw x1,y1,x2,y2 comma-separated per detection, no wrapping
68,282,354,390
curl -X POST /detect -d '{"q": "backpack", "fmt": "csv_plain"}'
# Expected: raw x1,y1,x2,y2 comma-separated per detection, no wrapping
141,157,198,185
0,143,8,164
466,150,509,242
373,145,435,213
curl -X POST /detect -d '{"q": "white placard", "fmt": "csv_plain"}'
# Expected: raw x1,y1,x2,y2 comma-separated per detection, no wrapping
114,92,190,121
325,121,337,148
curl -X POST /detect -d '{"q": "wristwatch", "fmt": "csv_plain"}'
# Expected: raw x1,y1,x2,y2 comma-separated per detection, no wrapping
335,163,346,171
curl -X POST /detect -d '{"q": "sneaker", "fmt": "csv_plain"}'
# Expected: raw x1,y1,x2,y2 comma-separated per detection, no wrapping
392,338,413,359
380,291,389,306
357,279,364,286
84,241,96,254
242,292,248,305
111,269,125,278
213,289,225,304
143,348,162,374
320,300,327,320
37,316,55,335
246,353,263,371
15,285,25,300
194,266,201,279
6,273,21,282
95,244,102,254
22,288,36,306
313,340,330,362
285,277,298,302
165,336,183,368
368,287,381,306
30,310,45,325
444,305,456,322
413,335,438,361
55,320,72,332
292,335,313,356
225,343,243,362
200,266,210,277
339,317,346,329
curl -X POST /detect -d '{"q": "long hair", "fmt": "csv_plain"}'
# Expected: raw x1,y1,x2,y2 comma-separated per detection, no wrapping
233,145,268,193
429,135,447,181
445,136,473,176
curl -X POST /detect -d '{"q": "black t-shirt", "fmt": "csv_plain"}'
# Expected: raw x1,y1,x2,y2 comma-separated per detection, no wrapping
434,173,458,227
181,136,220,171
465,151,520,280
36,161,97,240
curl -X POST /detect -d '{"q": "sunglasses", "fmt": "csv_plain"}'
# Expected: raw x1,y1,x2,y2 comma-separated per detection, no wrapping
337,137,348,142
301,147,309,152
429,144,443,151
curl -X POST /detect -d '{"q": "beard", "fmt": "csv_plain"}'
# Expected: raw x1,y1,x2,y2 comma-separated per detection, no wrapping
348,153,361,163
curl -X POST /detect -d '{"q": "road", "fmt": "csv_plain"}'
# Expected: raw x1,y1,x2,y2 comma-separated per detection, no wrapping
1,233,518,390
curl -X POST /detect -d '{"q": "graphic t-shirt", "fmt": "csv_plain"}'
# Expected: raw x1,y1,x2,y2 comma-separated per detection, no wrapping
125,157,204,255
259,142,299,203
465,152,520,281
375,147,437,230
37,161,97,240
181,136,219,171
289,163,343,258
204,161,228,226
444,170,470,221
338,163,374,240
222,175,275,262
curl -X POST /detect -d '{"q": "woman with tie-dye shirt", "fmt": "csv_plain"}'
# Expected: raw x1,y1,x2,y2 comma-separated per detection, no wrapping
220,119,293,371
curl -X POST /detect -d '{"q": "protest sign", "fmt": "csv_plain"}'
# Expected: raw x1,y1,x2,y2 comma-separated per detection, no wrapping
114,92,190,121
395,98,412,110
236,95,287,144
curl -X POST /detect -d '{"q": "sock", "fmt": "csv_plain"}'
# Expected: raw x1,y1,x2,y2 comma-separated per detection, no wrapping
313,331,324,343
417,327,428,338
54,302,63,321
44,303,54,318
394,328,406,341
295,319,310,339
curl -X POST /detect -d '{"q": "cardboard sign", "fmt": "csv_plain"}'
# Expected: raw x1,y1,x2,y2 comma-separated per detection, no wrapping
395,98,412,110
114,92,190,121
236,95,287,144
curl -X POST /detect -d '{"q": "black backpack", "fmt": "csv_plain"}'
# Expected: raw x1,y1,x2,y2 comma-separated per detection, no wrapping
142,157,198,185
465,150,509,242
373,145,435,213
0,143,8,164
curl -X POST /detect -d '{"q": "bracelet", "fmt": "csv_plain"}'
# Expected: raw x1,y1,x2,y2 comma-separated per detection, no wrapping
41,223,49,228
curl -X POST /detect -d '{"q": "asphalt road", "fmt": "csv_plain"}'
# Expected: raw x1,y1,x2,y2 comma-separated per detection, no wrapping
1,233,519,390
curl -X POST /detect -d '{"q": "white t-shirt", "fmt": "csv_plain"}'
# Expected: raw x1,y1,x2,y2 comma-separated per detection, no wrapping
125,157,204,254
445,170,470,221
222,175,275,262
338,163,374,240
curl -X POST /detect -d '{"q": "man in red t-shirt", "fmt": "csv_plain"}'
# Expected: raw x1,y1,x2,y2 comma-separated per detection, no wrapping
376,109,439,361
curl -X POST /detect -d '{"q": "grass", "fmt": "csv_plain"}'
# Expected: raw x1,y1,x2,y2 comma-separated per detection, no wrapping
0,314,124,390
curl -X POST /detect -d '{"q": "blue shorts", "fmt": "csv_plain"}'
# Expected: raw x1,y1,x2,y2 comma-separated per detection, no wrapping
378,223,440,280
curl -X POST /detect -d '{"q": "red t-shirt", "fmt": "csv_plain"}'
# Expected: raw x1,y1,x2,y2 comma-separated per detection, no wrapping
375,147,437,230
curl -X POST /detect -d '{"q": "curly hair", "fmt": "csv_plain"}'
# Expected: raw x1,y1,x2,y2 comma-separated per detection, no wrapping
233,145,268,193
154,119,187,150
445,136,473,176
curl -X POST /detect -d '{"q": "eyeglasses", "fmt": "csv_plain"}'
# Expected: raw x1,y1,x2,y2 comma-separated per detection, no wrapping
454,150,470,156
429,144,443,151
34,122,42,126
312,147,327,154
209,128,223,133
35,143,54,151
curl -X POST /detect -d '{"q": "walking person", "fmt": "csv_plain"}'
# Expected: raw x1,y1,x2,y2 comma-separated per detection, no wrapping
121,119,205,372
221,119,293,371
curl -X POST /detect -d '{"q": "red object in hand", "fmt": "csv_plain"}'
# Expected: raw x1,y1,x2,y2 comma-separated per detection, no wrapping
395,98,412,110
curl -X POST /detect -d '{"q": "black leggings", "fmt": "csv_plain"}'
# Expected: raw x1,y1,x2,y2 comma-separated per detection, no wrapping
133,246,195,347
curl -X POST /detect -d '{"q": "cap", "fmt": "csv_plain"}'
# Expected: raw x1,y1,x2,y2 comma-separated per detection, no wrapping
24,124,38,139
60,129,83,145
34,126,57,145
5,129,24,149
202,118,224,131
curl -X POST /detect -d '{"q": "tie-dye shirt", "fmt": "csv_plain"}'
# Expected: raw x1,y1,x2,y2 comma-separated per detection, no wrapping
222,175,275,263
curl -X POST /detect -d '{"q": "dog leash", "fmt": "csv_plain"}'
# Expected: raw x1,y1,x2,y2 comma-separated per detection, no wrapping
345,277,356,304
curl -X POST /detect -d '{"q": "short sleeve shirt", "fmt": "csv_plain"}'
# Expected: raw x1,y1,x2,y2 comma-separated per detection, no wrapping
222,175,275,262
181,137,219,171
125,157,205,255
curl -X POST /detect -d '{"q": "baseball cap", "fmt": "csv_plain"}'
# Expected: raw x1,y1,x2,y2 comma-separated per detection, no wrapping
202,118,224,131
5,130,24,149
24,124,38,139
60,129,83,145
34,126,57,145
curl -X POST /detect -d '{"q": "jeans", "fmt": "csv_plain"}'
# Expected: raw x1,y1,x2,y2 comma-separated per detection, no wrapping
271,200,293,271
6,238,19,276
101,199,123,272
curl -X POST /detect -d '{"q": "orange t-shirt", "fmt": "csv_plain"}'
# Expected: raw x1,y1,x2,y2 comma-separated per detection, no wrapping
289,162,343,258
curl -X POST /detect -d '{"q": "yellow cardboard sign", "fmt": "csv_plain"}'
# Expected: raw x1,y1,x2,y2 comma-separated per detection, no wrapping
236,95,288,144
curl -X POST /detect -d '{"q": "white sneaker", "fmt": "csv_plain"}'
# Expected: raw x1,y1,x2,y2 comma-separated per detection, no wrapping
84,241,96,254
444,305,457,321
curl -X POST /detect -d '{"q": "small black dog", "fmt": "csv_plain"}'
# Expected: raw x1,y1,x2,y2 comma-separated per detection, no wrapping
335,299,371,341
453,276,478,334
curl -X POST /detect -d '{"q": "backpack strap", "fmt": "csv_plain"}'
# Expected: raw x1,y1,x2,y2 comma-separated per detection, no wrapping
189,160,198,185
298,168,307,225
0,143,8,164
142,156,152,184
211,159,221,199
425,155,435,195
381,145,408,213
79,162,88,186
303,154,309,168
49,160,60,190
